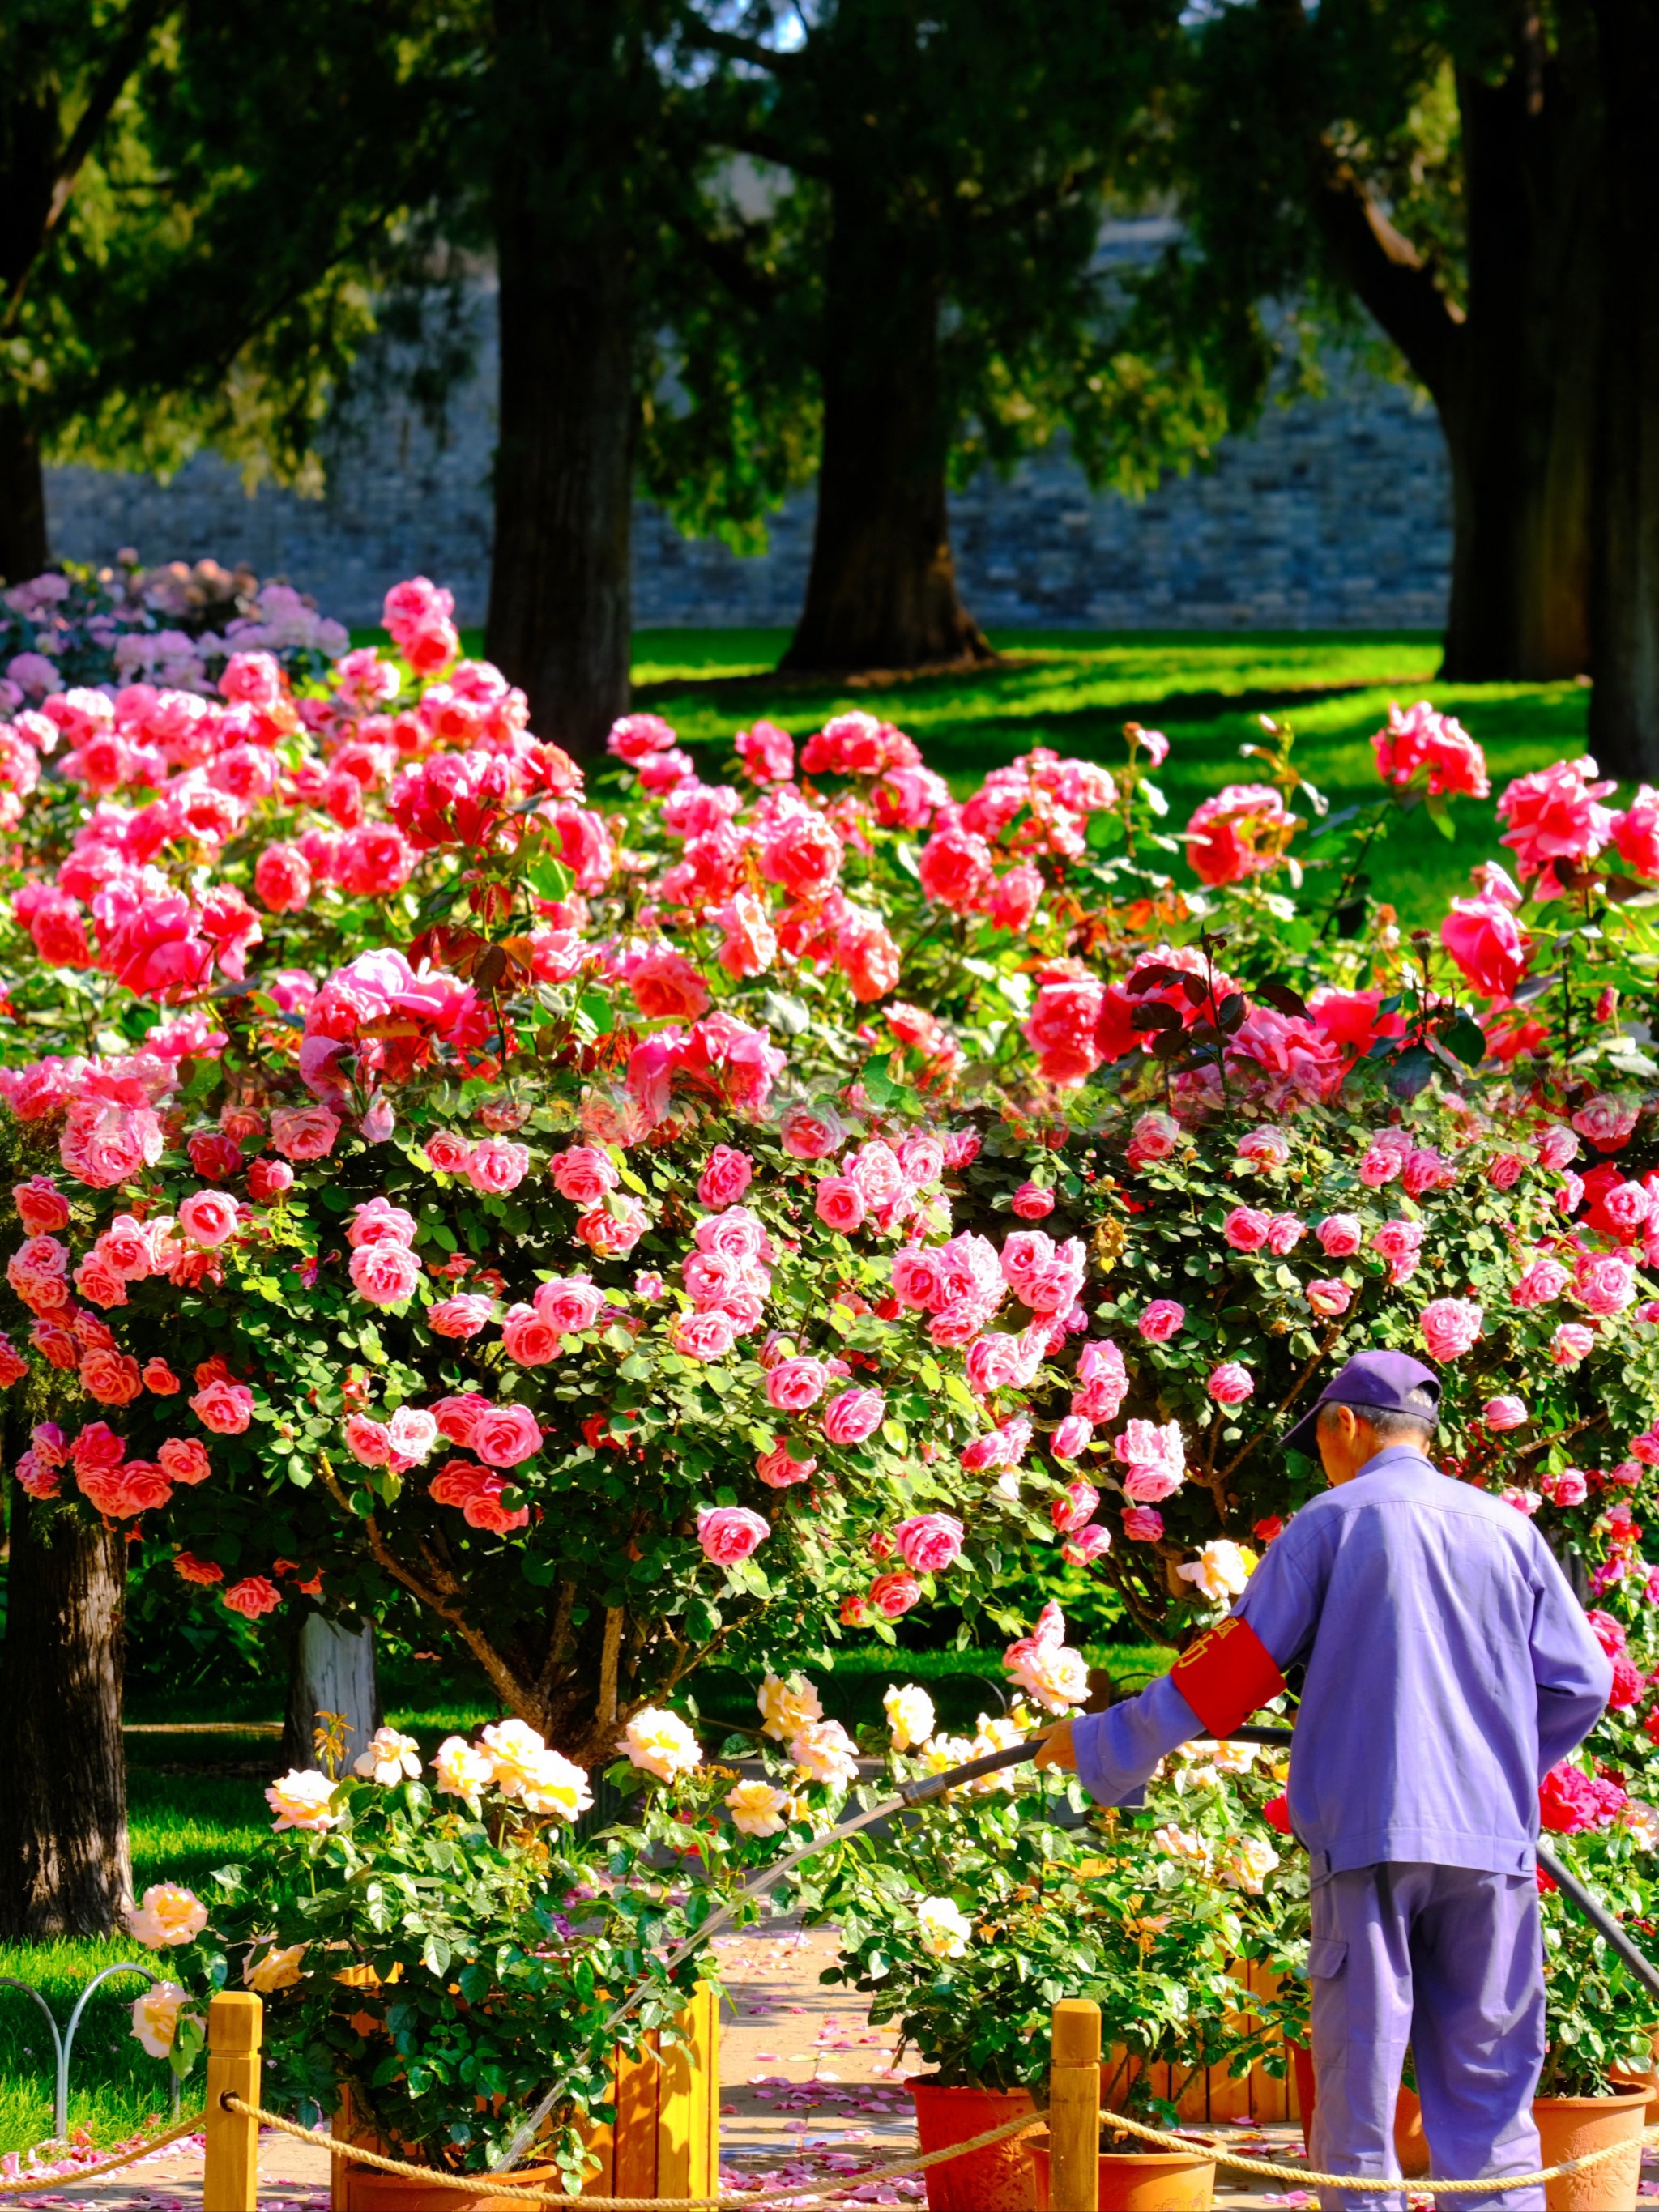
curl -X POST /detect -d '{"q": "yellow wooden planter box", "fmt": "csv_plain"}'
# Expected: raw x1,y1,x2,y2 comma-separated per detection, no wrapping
1103,1958,1303,2125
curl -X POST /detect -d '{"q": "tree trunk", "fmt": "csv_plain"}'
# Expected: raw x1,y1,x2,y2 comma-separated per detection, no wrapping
1437,62,1602,682
1587,0,1659,774
484,3,634,765
0,1499,130,1937
781,207,992,676
282,1610,381,1775
0,403,48,586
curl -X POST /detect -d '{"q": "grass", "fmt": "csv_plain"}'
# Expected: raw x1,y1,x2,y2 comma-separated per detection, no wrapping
373,624,1590,927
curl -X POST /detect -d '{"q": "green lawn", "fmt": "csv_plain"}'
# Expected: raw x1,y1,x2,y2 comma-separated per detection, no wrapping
397,625,1590,926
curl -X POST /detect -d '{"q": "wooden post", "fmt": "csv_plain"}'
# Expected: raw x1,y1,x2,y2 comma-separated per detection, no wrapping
203,1991,262,2212
1048,1998,1100,2212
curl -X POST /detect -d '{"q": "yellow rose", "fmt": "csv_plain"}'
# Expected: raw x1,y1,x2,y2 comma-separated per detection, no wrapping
130,1982,194,2059
264,1769,339,1832
243,1942,307,1993
619,1707,702,1782
725,1779,791,1837
757,1671,822,1742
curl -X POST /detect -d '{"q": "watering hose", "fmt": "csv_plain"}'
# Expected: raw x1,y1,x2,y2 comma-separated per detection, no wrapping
494,1717,1659,2169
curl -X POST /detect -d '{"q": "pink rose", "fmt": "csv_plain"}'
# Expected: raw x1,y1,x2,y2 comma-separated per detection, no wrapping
344,1414,393,1467
1420,1297,1483,1362
1062,1524,1112,1566
348,1241,421,1308
1266,1213,1305,1256
1552,1323,1596,1366
191,1378,254,1434
868,1570,922,1619
501,1303,561,1366
1513,1254,1571,1308
575,1196,648,1258
14,1178,68,1234
158,1437,211,1485
673,1310,740,1362
1306,1278,1354,1318
1358,1145,1403,1188
893,1512,964,1574
1482,1396,1529,1431
1546,1469,1589,1508
466,1138,531,1195
428,1293,496,1339
1127,1110,1179,1169
1122,1506,1164,1541
1441,897,1526,999
629,947,710,1022
348,1198,418,1249
1011,1182,1056,1221
697,1146,753,1208
222,1576,282,1621
1577,1253,1637,1316
736,720,795,782
1207,1362,1255,1405
1316,1214,1363,1258
549,1146,618,1207
1498,758,1616,893
814,1177,868,1234
757,1444,816,1487
1572,1094,1641,1152
1235,1127,1291,1170
1487,1153,1527,1191
1223,1206,1272,1253
766,1357,829,1412
1122,1461,1183,1504
1137,1300,1185,1343
823,1387,885,1445
532,1276,605,1335
254,842,313,914
248,1157,294,1204
697,1504,770,1564
177,1189,240,1248
1051,1414,1094,1460
917,825,994,912
270,1106,340,1162
1537,1126,1580,1171
779,1103,845,1161
471,1403,544,1468
424,1130,473,1174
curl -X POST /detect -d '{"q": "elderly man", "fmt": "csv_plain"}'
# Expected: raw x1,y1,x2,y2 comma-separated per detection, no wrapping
1038,1349,1611,2212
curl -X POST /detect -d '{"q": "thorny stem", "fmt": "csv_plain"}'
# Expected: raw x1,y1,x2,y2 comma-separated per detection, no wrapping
1320,812,1385,941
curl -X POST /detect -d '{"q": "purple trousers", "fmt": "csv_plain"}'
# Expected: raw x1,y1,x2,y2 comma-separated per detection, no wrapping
1307,1863,1546,2212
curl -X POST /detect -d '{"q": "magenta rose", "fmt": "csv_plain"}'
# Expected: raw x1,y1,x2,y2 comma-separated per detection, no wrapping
1316,1214,1362,1258
893,1512,965,1574
822,1387,885,1445
766,1357,829,1412
501,1304,561,1366
1121,1506,1164,1541
1222,1206,1272,1252
1137,1299,1186,1343
1207,1362,1255,1406
349,1241,421,1307
697,1504,770,1564
177,1188,241,1248
1011,1182,1056,1221
533,1277,606,1335
471,1403,544,1468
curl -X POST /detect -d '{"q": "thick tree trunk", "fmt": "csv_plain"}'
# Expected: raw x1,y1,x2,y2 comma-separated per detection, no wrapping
1587,0,1659,774
1437,65,1602,681
781,211,991,676
0,404,48,586
282,1610,381,1775
484,2,633,765
0,1499,130,1937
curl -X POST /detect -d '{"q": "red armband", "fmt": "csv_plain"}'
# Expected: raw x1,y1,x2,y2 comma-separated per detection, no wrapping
1169,1615,1285,1737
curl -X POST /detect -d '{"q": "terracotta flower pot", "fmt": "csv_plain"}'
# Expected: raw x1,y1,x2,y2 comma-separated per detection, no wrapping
1532,2087,1649,2212
1290,2041,1428,2176
908,2080,1042,2212
333,2164,561,2212
1028,2130,1216,2210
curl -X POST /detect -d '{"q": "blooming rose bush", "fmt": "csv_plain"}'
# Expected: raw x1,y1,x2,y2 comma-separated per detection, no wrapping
124,1719,742,2187
2,585,1659,1799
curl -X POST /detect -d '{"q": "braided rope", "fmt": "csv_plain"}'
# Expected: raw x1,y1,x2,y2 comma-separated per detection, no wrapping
0,2112,203,2193
224,2095,1043,2206
226,2095,1659,2202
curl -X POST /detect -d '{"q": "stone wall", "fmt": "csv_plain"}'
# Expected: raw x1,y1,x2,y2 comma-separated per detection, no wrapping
43,289,1452,634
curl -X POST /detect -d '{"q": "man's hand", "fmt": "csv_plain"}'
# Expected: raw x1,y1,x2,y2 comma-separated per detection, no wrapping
1034,1719,1077,1771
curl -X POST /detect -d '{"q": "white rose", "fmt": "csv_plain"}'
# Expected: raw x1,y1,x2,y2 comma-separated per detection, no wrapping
883,1684,936,1754
353,1726,422,1784
1220,1836,1281,1894
1176,1540,1258,1604
789,1718,860,1790
915,1896,973,1960
433,1735,495,1801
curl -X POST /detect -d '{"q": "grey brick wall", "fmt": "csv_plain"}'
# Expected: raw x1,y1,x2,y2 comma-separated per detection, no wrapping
43,296,1451,634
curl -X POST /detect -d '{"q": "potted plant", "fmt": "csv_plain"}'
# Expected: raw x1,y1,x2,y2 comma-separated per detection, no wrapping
120,1717,731,2206
1532,1801,1659,2212
790,1680,1269,2212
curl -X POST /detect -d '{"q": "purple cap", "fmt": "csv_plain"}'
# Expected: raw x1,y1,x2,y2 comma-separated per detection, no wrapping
1283,1349,1441,1460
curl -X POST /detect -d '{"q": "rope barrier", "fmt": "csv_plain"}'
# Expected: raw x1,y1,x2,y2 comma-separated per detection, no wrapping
222,2095,1045,2206
0,2112,203,2193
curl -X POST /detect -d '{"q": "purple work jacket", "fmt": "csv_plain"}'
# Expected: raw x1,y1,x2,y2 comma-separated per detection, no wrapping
1073,1446,1613,1878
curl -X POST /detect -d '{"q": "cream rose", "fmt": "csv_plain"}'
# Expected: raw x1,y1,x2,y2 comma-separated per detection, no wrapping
725,1779,791,1837
620,1707,702,1783
757,1670,823,1743
126,1882,209,1949
264,1769,339,1831
914,1896,972,1960
130,1981,195,2058
353,1726,423,1784
883,1684,936,1754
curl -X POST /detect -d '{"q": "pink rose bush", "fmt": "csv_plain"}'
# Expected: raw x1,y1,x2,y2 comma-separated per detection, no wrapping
2,595,1659,1790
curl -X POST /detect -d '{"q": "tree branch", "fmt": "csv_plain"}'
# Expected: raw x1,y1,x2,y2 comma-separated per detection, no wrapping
683,22,804,78
1308,149,1465,407
662,202,785,317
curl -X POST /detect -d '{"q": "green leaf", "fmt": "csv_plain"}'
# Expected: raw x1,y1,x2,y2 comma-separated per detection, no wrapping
1438,1014,1489,1068
525,854,574,902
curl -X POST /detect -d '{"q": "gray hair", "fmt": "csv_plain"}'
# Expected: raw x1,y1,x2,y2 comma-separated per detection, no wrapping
1316,1399,1434,1446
